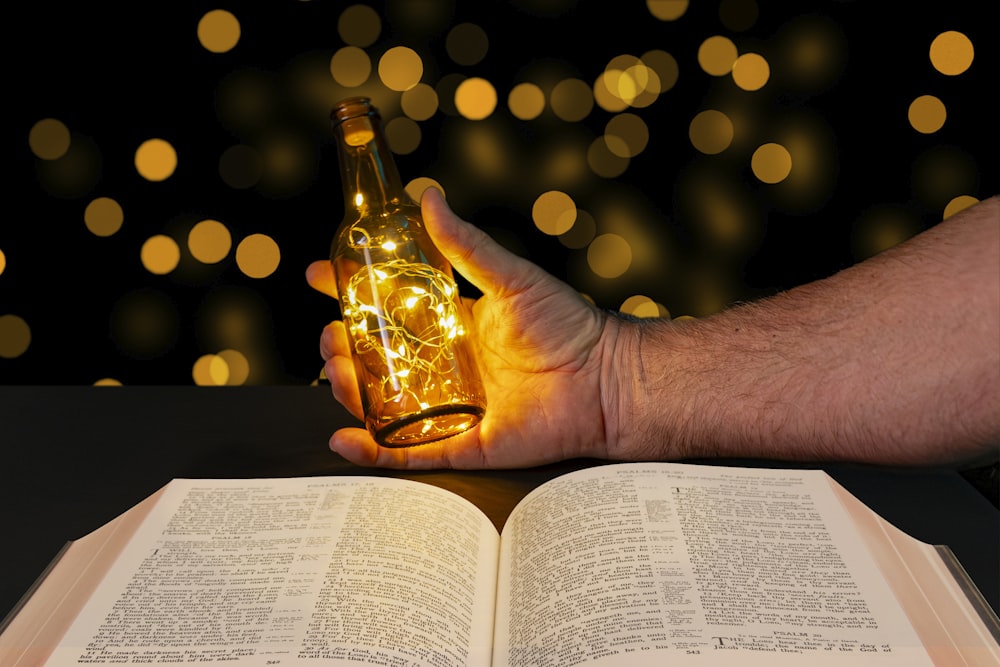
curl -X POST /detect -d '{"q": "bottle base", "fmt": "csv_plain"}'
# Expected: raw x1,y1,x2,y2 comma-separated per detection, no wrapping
373,404,485,447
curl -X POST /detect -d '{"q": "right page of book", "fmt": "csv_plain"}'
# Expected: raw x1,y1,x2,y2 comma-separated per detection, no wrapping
493,462,947,666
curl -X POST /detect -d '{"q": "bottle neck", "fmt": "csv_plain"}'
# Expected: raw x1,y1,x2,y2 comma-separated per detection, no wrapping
332,107,410,220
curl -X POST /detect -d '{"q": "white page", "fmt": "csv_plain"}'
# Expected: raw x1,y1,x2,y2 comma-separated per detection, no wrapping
493,462,935,666
44,476,500,667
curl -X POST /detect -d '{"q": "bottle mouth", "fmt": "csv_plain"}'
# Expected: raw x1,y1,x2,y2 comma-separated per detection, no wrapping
331,97,377,125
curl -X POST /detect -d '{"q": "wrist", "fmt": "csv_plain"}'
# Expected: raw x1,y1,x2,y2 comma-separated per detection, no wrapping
599,313,697,462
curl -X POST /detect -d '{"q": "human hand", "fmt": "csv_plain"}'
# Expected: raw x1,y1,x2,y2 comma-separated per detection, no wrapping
305,187,628,469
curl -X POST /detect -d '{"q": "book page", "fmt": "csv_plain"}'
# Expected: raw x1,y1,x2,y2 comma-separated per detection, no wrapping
0,486,167,667
829,480,1000,665
493,462,940,666
40,476,500,667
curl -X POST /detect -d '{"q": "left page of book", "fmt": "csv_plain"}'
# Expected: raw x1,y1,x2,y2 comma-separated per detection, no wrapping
37,476,501,667
0,486,168,667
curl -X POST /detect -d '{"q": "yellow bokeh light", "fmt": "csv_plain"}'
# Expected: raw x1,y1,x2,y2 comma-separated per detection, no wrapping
401,83,439,121
188,219,233,264
193,354,231,386
587,234,633,279
908,95,947,134
218,349,250,385
236,233,281,278
600,55,644,104
406,177,444,204
646,0,689,20
84,197,124,237
0,248,5,275
141,235,181,275
593,71,630,113
378,46,423,91
0,314,31,359
331,46,372,88
621,295,669,318
135,138,178,182
641,50,679,93
93,378,123,386
508,82,546,120
533,190,578,236
596,56,662,110
385,116,422,155
943,195,979,219
604,113,649,158
588,137,630,179
446,22,489,66
28,118,71,160
197,9,241,54
626,66,662,109
454,77,498,120
751,143,793,184
929,30,974,76
338,4,381,47
732,52,770,91
698,35,739,76
689,109,734,155
621,295,652,313
550,78,594,121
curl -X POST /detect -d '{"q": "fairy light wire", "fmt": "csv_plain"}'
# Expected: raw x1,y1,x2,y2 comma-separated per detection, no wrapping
341,227,467,412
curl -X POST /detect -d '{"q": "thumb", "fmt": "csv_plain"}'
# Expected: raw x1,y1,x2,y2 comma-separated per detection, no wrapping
305,259,338,299
420,187,542,298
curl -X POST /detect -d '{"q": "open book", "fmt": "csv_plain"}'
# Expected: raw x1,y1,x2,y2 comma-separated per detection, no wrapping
2,462,998,666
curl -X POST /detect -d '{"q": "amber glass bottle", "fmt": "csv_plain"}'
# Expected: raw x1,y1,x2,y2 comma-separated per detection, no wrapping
329,97,486,446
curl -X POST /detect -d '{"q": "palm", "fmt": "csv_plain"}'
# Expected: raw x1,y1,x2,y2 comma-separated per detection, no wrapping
464,273,609,468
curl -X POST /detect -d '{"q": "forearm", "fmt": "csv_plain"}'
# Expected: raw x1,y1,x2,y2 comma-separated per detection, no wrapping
607,196,1000,467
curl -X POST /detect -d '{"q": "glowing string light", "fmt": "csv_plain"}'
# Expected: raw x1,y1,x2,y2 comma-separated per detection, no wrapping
343,257,470,416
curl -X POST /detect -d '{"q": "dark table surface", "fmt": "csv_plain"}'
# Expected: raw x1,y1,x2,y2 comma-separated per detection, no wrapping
2,385,997,622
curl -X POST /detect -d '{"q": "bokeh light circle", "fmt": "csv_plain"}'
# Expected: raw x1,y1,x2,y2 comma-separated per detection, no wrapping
141,235,181,275
29,118,71,160
689,110,734,154
236,234,281,278
188,219,233,264
84,197,124,237
378,46,423,91
455,77,498,120
908,95,947,134
135,139,178,182
533,191,578,236
331,46,373,88
508,82,546,120
751,143,793,184
0,314,31,359
197,10,241,53
929,30,974,75
587,234,633,279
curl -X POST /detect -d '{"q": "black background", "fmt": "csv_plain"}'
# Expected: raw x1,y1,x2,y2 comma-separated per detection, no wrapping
6,0,998,385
